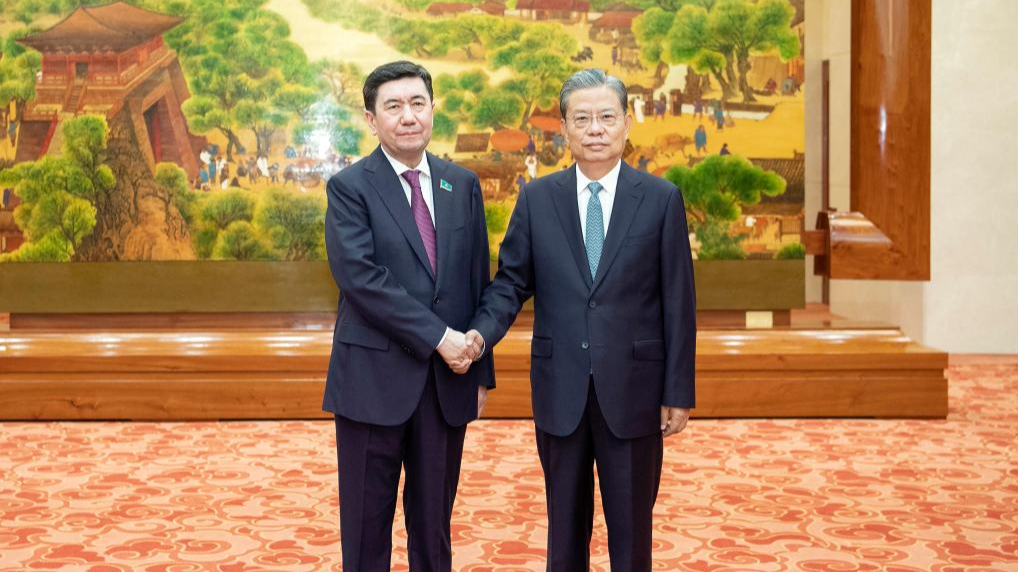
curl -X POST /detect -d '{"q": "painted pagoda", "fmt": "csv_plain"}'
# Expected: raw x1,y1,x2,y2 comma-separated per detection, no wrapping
15,1,205,177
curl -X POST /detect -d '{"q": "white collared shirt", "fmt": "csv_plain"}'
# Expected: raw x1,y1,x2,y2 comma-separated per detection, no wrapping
576,160,622,240
380,146,436,225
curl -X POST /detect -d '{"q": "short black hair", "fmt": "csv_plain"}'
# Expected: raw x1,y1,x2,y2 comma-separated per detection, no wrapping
362,61,434,113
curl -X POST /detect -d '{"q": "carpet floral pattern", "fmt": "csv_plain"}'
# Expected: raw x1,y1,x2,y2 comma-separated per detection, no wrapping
1,363,1016,571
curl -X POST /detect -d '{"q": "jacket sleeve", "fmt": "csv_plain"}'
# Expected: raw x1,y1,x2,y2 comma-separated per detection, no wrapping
325,175,447,357
469,175,496,388
661,184,697,408
469,184,535,351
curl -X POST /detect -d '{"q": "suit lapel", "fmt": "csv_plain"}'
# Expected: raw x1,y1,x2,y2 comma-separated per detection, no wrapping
428,153,453,289
550,166,593,290
591,162,644,293
363,146,435,282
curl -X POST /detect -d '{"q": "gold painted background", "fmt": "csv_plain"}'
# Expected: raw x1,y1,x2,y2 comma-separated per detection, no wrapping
0,0,804,311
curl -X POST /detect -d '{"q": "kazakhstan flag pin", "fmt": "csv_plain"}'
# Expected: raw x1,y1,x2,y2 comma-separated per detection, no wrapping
440,179,453,192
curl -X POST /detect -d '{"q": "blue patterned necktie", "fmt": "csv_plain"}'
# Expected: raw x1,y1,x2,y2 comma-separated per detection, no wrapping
585,181,605,279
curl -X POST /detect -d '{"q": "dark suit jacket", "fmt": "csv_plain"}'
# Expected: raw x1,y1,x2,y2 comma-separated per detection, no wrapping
324,146,495,427
471,162,696,439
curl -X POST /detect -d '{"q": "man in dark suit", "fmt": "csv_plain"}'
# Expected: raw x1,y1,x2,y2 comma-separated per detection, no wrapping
466,69,697,571
324,61,491,572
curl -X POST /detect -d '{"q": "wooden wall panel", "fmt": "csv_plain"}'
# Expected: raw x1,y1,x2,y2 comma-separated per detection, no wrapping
850,0,931,280
0,326,948,420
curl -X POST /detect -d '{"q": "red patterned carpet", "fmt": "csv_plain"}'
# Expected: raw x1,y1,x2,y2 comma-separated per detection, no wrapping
2,363,1016,571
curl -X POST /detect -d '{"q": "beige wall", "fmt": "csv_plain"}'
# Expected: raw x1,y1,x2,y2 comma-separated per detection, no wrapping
805,0,1018,353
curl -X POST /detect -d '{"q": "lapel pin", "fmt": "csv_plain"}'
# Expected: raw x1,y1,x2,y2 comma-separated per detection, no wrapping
440,179,453,192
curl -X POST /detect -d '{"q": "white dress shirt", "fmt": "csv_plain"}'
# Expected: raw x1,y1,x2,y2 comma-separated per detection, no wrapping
380,146,436,225
576,160,622,240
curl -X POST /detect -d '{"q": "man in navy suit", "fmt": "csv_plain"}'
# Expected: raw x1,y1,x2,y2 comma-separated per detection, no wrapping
324,61,491,572
466,69,697,571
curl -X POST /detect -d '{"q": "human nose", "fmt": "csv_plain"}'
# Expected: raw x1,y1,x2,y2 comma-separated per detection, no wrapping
399,104,417,123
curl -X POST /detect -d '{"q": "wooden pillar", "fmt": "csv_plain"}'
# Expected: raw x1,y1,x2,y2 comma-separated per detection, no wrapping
850,0,931,280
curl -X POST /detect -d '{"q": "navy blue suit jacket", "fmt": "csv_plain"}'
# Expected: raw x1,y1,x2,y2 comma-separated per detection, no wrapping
471,162,696,439
324,146,495,427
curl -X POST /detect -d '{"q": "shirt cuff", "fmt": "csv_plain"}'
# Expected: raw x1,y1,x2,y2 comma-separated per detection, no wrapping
436,327,451,350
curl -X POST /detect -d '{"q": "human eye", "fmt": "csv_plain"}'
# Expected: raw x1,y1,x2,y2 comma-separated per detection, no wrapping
384,102,401,114
572,115,590,127
600,112,618,125
412,100,427,110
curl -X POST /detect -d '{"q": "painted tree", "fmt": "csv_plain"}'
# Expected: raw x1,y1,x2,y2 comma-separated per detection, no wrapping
634,6,737,101
713,0,800,102
213,221,275,260
0,28,41,143
489,24,577,129
254,188,326,260
664,154,785,258
390,19,443,58
166,0,320,158
275,85,320,125
434,71,524,137
450,15,525,61
317,59,364,109
636,0,799,103
233,72,290,157
191,189,256,258
0,116,114,262
153,162,199,228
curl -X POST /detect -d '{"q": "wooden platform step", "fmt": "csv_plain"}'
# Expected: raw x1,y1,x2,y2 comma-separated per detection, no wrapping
0,326,948,420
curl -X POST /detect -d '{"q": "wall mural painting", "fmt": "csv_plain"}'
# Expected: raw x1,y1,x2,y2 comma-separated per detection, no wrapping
0,0,804,264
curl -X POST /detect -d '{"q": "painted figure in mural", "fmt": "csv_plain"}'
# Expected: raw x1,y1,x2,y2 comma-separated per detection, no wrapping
553,132,566,153
695,124,708,155
525,153,538,180
323,61,493,572
655,93,667,121
633,94,645,123
783,76,797,95
714,100,725,131
720,143,731,156
466,68,696,572
694,97,704,119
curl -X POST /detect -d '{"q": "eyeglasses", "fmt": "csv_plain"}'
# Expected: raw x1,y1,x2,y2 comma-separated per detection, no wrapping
569,111,621,129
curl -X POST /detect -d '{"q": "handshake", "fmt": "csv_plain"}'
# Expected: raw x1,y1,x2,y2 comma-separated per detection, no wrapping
437,329,485,374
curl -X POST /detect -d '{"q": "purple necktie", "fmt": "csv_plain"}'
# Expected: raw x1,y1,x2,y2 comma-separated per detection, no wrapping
401,169,437,274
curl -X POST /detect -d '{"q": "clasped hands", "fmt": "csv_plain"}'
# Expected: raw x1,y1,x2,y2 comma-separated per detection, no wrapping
437,329,485,374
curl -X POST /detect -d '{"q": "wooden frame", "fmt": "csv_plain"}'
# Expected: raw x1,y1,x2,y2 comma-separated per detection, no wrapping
0,259,804,313
847,0,931,280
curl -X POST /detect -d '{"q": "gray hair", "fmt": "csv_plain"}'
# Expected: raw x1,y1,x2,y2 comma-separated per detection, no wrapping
559,69,628,117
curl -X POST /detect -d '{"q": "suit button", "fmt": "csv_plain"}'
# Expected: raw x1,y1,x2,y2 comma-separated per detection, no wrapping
581,341,589,350
434,297,440,304
588,301,596,308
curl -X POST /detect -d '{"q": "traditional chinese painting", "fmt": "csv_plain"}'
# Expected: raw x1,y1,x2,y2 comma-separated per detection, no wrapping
0,0,804,264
